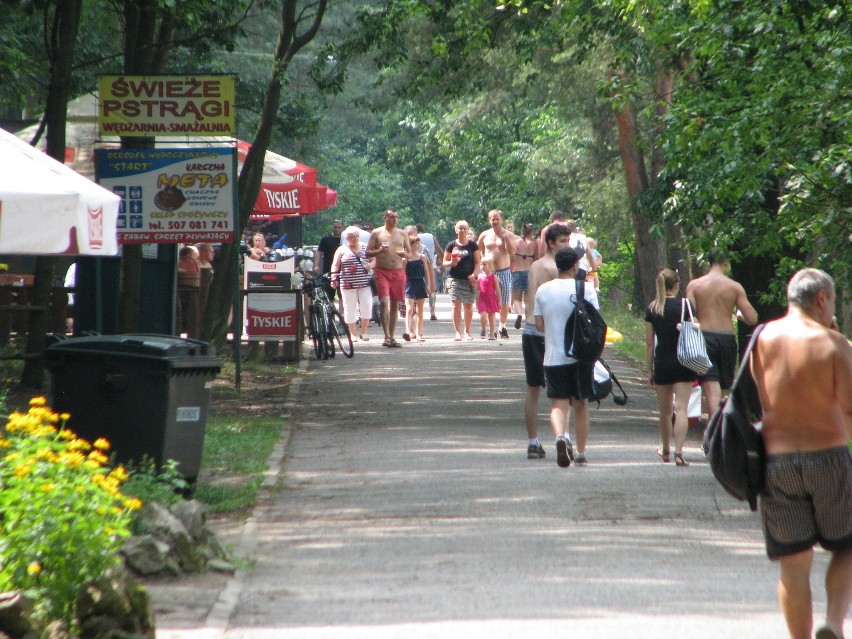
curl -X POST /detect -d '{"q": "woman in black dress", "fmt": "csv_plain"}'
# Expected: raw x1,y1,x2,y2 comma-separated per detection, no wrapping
645,268,698,466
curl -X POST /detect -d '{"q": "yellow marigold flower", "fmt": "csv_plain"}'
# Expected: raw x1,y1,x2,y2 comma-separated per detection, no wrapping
84,459,101,471
88,450,108,465
0,438,10,448
123,497,143,511
47,413,60,424
59,413,71,421
59,451,85,467
13,464,32,478
41,482,55,492
36,448,57,462
58,428,76,441
109,466,129,481
26,562,41,576
67,438,91,452
29,397,47,407
93,438,110,451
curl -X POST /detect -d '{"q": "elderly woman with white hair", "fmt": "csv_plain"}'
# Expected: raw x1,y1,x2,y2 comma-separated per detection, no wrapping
330,226,374,341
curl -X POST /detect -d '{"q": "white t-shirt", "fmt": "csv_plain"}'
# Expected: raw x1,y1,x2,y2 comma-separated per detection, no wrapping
417,232,438,267
534,277,600,366
570,233,590,271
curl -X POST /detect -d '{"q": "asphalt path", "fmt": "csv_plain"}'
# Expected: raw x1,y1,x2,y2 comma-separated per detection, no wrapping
156,293,840,639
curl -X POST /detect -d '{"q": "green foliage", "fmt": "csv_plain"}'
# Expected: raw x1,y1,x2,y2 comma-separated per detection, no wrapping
120,458,189,518
0,398,139,626
657,0,852,292
193,414,282,513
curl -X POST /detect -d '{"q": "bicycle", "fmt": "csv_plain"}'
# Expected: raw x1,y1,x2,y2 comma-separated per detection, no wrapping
301,273,354,360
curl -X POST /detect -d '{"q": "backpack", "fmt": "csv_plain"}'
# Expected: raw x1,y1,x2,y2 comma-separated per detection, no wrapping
564,276,607,365
590,358,628,407
702,325,766,511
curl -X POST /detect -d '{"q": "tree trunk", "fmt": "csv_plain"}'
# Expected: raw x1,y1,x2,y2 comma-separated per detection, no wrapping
21,0,82,389
610,78,665,309
652,63,691,288
117,0,170,333
203,0,327,348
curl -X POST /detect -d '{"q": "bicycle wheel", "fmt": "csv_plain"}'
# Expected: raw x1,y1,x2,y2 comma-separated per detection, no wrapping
328,308,354,358
311,307,327,360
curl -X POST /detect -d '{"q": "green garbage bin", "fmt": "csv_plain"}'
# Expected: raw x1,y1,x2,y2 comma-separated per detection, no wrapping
44,334,223,482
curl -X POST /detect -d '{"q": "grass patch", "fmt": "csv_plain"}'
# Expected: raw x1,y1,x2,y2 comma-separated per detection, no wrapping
600,300,647,371
194,413,283,513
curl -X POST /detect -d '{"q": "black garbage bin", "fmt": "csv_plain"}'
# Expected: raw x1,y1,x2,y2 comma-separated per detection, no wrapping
44,334,223,482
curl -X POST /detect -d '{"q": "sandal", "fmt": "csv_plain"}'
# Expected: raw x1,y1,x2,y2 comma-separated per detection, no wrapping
389,339,402,347
402,333,411,342
657,447,671,463
359,335,369,341
674,452,689,467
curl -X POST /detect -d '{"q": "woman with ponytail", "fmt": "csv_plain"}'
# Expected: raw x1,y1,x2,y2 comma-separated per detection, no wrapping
645,268,698,466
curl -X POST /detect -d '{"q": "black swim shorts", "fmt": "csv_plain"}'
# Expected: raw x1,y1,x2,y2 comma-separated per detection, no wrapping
544,362,594,400
699,331,738,390
522,328,545,388
761,446,852,560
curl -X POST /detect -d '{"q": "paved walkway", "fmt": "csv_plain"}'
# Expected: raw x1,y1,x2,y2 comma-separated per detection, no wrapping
154,294,839,639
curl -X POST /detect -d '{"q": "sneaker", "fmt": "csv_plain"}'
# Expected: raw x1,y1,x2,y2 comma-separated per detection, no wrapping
487,334,496,341
527,443,546,459
574,453,587,466
815,626,842,639
500,327,509,339
514,315,522,329
556,436,573,468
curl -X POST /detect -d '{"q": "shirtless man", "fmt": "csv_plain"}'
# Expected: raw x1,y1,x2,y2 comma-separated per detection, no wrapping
366,209,411,347
686,251,758,417
750,268,852,639
478,209,515,339
522,223,571,460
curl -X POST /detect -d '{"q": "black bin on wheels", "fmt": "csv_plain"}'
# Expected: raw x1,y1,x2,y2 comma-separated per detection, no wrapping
44,334,223,483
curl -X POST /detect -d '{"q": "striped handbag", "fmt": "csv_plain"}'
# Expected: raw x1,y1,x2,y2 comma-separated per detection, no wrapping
676,298,712,374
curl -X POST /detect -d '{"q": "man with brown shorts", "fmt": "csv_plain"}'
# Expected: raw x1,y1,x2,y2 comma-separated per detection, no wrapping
750,268,852,639
366,209,411,347
686,250,758,417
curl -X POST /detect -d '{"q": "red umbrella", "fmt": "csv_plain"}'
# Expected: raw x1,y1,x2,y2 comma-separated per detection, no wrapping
237,142,334,219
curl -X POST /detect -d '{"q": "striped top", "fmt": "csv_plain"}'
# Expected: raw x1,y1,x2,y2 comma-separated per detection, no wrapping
336,245,371,290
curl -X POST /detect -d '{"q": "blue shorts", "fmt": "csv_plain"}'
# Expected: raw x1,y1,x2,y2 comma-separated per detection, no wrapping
511,270,529,292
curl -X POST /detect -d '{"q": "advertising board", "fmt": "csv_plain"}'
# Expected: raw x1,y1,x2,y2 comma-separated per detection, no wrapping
95,147,235,244
98,75,236,137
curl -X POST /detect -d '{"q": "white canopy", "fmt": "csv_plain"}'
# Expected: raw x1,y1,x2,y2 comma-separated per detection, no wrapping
0,126,119,255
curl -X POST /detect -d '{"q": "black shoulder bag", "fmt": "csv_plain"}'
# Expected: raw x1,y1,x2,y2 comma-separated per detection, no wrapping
702,324,766,511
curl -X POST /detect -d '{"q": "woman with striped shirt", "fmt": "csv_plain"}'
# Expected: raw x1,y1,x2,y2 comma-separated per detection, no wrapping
331,226,374,341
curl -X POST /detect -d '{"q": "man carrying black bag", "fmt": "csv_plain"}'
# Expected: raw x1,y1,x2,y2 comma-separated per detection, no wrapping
534,247,600,468
749,268,852,639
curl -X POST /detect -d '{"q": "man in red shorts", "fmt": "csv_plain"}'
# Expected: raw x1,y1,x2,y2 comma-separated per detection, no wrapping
366,209,411,347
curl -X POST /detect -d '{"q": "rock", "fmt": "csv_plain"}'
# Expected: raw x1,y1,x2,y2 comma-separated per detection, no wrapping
120,536,172,576
135,503,205,574
206,558,236,575
169,500,205,540
77,566,154,639
0,592,34,637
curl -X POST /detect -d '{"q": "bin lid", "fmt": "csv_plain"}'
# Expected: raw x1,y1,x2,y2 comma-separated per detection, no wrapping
45,334,223,370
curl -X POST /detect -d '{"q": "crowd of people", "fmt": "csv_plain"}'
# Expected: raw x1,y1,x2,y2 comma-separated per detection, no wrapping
219,211,851,638
305,209,603,349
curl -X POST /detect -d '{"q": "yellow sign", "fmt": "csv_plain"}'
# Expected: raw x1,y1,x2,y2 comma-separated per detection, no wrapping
98,75,236,137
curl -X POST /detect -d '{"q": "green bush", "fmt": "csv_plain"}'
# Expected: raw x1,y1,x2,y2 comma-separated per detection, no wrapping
0,398,141,626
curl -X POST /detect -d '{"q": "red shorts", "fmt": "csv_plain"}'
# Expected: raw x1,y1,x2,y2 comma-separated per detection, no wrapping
373,267,406,302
